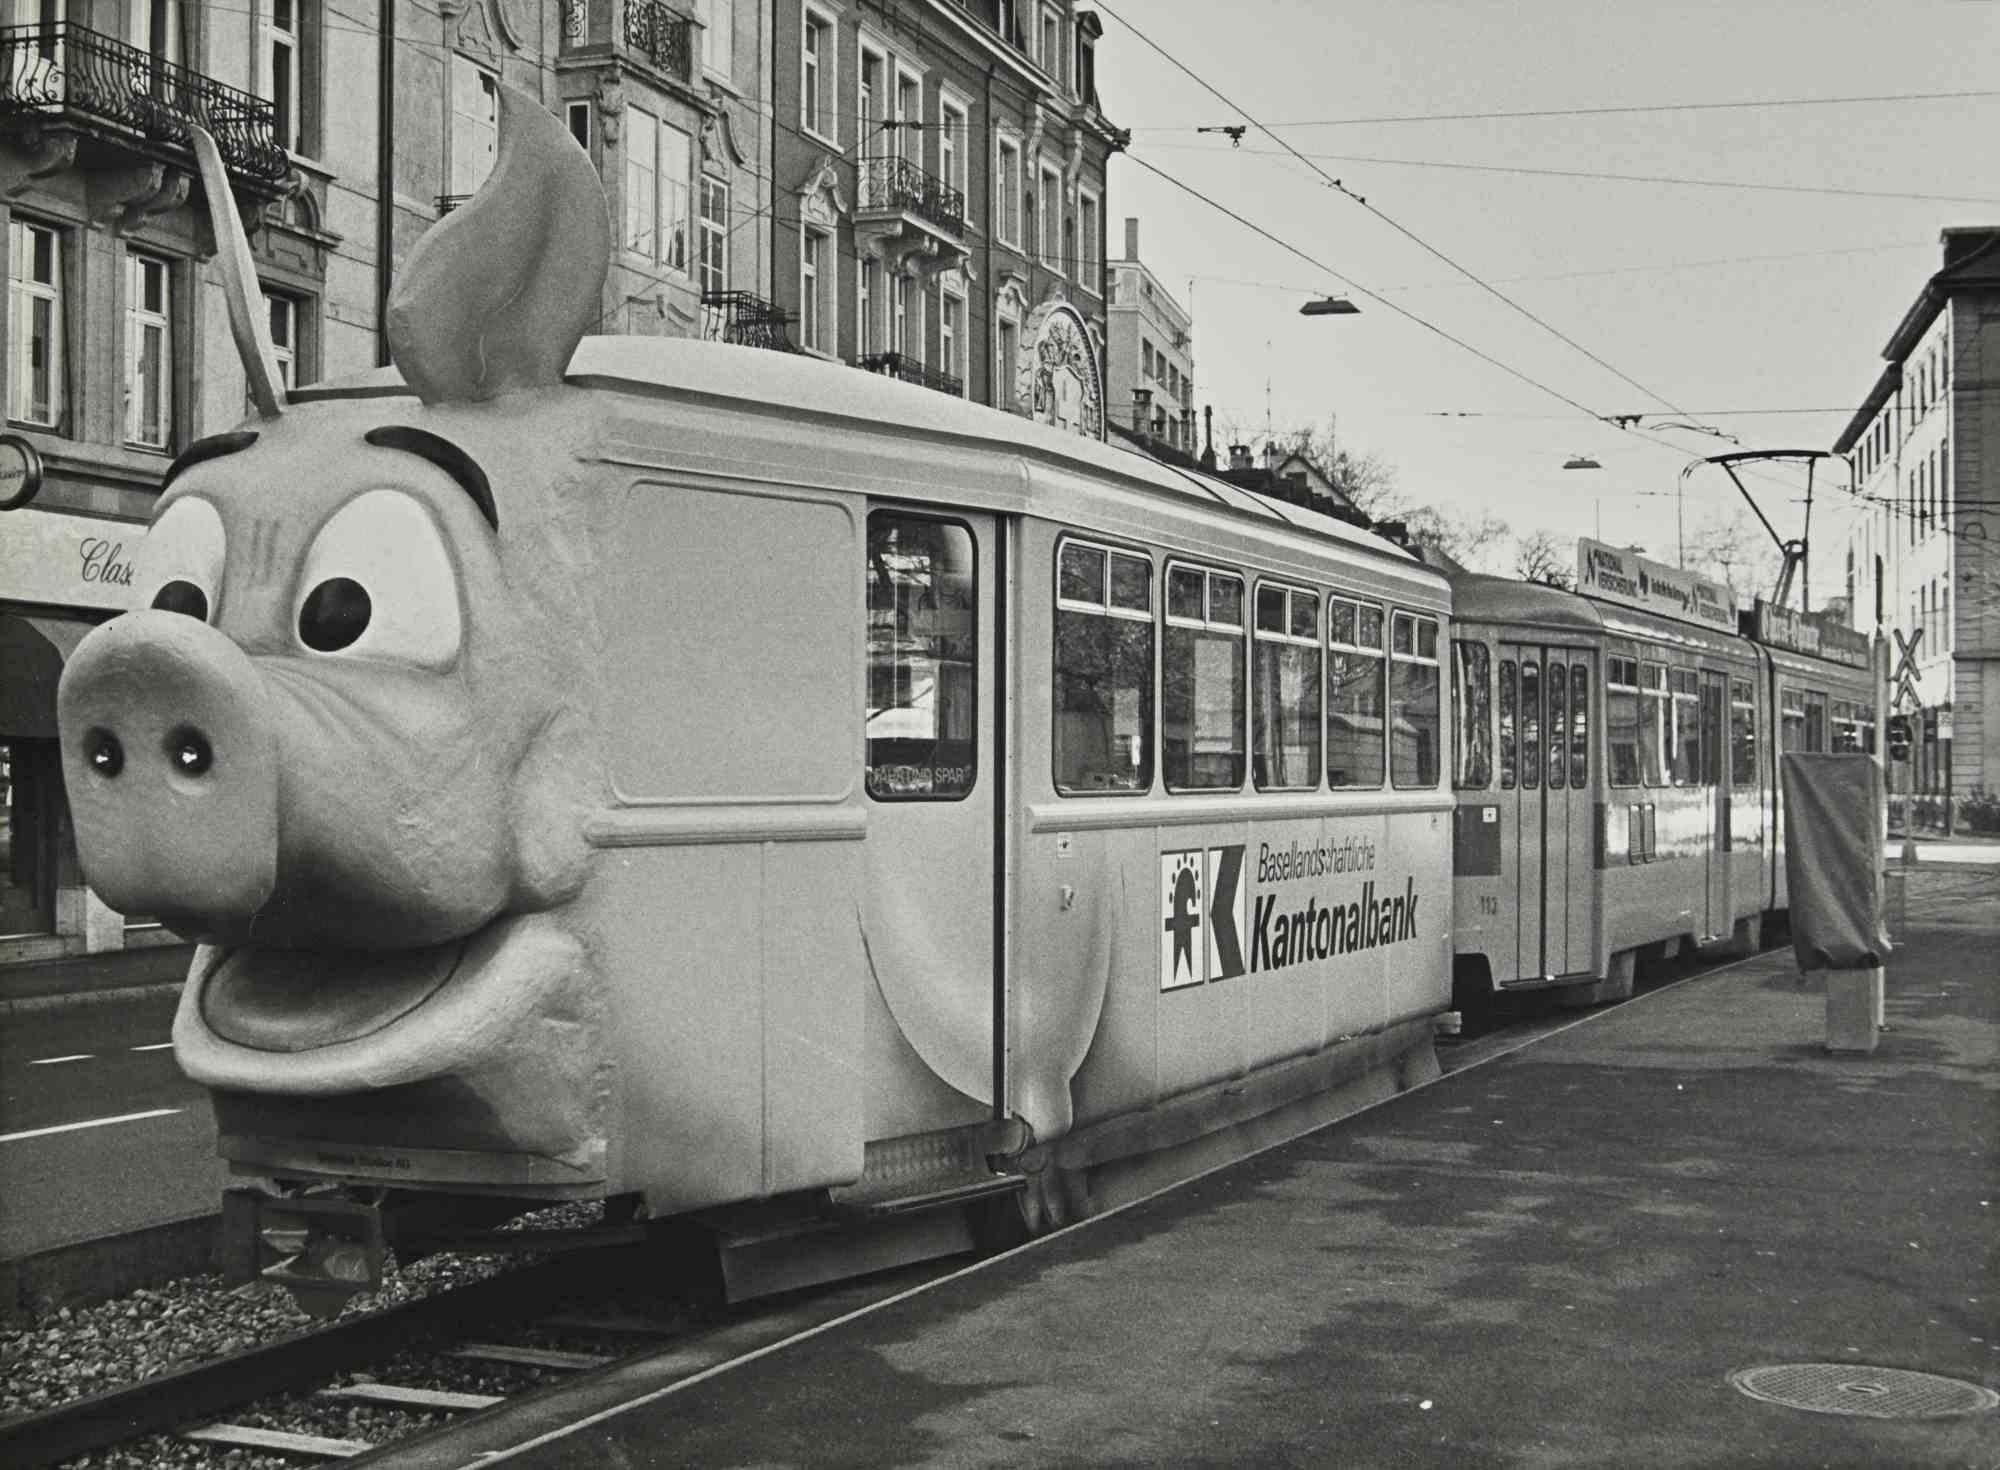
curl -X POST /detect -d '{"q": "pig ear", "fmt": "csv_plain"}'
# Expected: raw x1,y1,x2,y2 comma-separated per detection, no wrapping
387,86,610,403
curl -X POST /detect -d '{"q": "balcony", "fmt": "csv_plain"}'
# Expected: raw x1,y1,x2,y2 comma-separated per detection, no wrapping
853,155,969,285
858,156,965,238
701,290,800,354
855,350,963,399
560,0,691,85
0,25,290,190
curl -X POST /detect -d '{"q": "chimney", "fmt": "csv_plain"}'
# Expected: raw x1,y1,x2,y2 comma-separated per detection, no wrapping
1229,444,1252,472
1124,217,1140,261
1200,406,1216,470
1132,386,1152,432
1262,443,1279,472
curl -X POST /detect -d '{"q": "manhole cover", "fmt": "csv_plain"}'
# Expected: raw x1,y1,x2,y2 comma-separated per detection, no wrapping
1729,1364,1999,1420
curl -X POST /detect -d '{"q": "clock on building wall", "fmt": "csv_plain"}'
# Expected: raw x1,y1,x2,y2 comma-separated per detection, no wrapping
1019,301,1103,440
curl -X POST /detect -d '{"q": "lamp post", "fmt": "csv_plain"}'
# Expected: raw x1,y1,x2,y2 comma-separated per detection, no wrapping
1563,456,1601,538
1299,296,1360,317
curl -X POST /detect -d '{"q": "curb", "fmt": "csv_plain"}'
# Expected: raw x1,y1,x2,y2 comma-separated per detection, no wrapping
2,1214,222,1326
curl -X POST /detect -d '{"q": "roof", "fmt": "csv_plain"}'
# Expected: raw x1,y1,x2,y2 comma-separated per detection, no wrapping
1445,572,1607,636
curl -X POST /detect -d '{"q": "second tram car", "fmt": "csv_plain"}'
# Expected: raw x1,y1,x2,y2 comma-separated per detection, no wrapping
1446,543,1878,1014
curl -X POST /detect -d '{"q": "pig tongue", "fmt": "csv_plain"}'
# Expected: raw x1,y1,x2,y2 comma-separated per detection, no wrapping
202,941,465,1052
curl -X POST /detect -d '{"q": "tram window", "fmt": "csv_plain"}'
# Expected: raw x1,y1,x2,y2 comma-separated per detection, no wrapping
1547,662,1567,788
1520,659,1541,791
1054,539,1154,794
1671,669,1700,786
1831,700,1859,753
1569,662,1589,787
1803,690,1827,753
1164,564,1245,791
1327,598,1385,788
1253,582,1321,790
1700,675,1723,786
1390,612,1441,787
1452,639,1492,789
1640,662,1667,786
1731,679,1756,784
1498,658,1517,790
866,513,977,799
1779,689,1806,754
1606,655,1639,787
1862,702,1877,755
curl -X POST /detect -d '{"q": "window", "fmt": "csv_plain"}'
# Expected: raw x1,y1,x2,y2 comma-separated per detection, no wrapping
1569,662,1589,788
895,72,920,165
1780,688,1806,755
996,137,1021,246
655,121,692,272
1078,192,1099,281
940,291,964,392
698,177,728,297
1640,661,1667,785
894,273,915,355
449,58,498,198
137,0,184,66
1327,598,1385,788
1039,165,1061,266
1498,657,1517,790
800,228,826,351
1039,4,1060,79
1055,540,1153,794
1452,640,1491,789
8,219,63,428
1164,564,1245,790
858,257,878,355
1519,658,1541,791
265,0,303,154
623,107,656,255
1671,669,1700,786
699,0,732,76
1606,653,1639,786
996,317,1018,409
867,513,976,799
1547,661,1567,789
858,48,885,195
1803,689,1826,753
940,101,965,201
1076,28,1096,103
802,9,834,140
1730,678,1756,784
1391,613,1440,787
1063,210,1075,282
1254,582,1321,790
263,291,298,389
566,100,591,150
125,252,172,449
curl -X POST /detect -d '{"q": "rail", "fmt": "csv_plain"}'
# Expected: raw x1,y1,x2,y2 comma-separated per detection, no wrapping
700,289,801,354
854,350,963,398
0,23,289,184
856,155,966,237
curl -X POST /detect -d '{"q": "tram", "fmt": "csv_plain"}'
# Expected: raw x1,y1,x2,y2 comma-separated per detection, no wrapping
1446,541,1878,1013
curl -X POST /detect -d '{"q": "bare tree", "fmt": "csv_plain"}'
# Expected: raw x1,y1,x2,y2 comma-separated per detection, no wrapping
1514,529,1576,590
1684,509,1785,607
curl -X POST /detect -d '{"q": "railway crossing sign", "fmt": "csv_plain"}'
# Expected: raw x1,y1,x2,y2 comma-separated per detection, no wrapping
1891,628,1923,712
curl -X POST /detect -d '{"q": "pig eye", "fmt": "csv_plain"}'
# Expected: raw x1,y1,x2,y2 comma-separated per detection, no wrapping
137,497,226,623
294,490,461,669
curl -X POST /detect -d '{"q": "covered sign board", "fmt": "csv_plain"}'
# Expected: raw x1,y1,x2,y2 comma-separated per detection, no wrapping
1752,598,1872,670
1575,537,1734,632
0,505,144,613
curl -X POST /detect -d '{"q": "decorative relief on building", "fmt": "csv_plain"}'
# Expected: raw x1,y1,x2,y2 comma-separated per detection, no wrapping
799,154,848,229
1019,300,1102,439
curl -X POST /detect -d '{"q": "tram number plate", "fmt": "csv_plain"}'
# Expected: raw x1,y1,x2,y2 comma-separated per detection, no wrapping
1477,895,1500,916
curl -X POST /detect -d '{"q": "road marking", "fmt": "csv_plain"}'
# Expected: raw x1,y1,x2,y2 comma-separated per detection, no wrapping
27,1053,94,1065
0,1108,182,1144
131,1042,176,1052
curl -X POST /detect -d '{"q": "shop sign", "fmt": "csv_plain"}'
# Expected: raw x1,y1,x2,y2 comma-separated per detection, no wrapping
1576,537,1735,631
0,505,144,613
1754,597,1873,670
0,434,44,509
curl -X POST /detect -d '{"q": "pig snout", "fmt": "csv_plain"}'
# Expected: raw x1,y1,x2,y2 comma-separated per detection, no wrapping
58,610,278,933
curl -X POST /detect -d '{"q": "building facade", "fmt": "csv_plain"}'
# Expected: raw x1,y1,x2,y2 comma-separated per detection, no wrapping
0,0,774,967
1833,228,2000,830
1105,214,1193,453
766,0,1122,429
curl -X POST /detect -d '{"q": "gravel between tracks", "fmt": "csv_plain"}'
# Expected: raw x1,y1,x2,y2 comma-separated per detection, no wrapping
0,1202,605,1468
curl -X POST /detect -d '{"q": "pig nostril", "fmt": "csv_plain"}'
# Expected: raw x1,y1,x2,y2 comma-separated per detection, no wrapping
166,726,214,777
83,729,124,778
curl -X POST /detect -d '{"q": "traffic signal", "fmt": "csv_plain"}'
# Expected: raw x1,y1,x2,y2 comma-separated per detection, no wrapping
1887,713,1913,762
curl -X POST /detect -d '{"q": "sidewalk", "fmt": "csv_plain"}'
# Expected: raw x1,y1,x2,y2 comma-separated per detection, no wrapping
482,868,1997,1470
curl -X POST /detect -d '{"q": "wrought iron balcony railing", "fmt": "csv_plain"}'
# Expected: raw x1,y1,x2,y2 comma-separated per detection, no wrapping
623,0,692,81
700,290,799,353
856,156,966,238
855,350,963,398
0,24,289,185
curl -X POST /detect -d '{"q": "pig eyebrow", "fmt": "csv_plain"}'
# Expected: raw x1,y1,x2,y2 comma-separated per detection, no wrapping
363,425,497,532
162,431,259,490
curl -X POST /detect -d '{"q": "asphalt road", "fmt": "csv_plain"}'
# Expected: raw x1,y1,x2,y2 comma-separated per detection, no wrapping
0,991,229,1259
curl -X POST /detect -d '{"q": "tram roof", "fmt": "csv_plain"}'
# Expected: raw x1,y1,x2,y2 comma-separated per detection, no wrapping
296,338,1436,582
1445,572,1607,634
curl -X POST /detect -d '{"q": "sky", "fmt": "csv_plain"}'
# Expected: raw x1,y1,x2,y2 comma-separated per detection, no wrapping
1092,0,1999,605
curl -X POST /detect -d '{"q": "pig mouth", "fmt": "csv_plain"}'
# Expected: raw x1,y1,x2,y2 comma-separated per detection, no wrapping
200,940,467,1053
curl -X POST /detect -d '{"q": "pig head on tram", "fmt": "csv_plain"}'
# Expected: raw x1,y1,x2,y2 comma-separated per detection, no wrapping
56,91,616,1177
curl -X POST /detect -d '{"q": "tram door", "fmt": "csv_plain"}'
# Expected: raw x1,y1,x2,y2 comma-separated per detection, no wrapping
1702,670,1729,939
1502,643,1595,979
